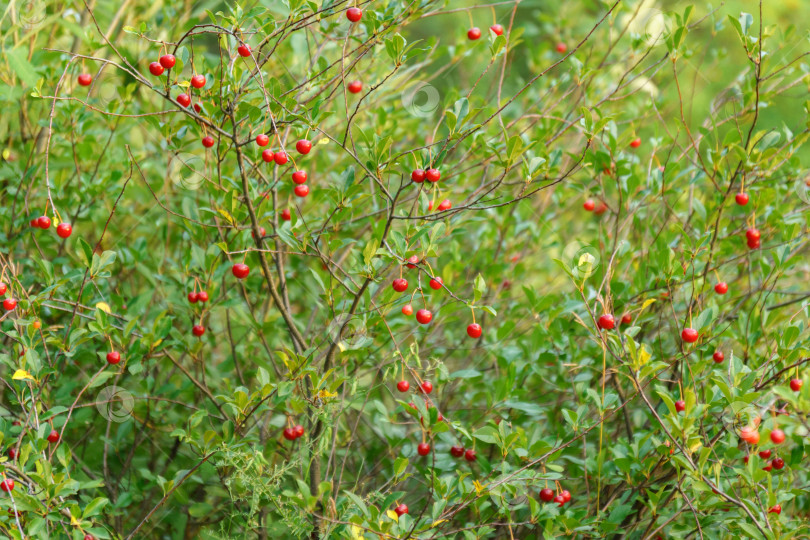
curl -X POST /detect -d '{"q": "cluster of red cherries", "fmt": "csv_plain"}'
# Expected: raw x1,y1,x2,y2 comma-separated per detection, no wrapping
29,215,72,238
282,423,305,441
539,487,572,507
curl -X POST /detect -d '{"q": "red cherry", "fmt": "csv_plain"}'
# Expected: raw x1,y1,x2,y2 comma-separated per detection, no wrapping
188,292,199,303
426,168,441,182
464,448,477,462
420,381,433,394
681,328,699,343
743,455,749,463
197,291,209,302
346,7,362,22
237,44,251,57
416,309,432,324
296,139,312,154
621,313,632,325
251,227,266,239
232,263,250,279
274,151,288,165
193,103,201,113
437,199,451,211
555,42,567,53
758,449,771,459
192,325,205,337
37,216,51,229
405,255,419,268
714,282,728,294
553,494,565,506
0,479,14,492
159,54,176,69
294,184,309,197
429,277,443,290
747,236,760,249
3,298,17,311
770,429,785,444
790,378,802,392
735,192,749,206
78,73,92,86
447,445,463,458
772,457,785,470
262,149,275,163
202,136,215,148
629,138,642,148
106,351,121,364
56,223,72,238
47,429,59,443
177,93,191,107
30,218,39,228
417,442,431,456
594,201,608,215
467,323,482,338
348,80,362,94
561,490,571,503
411,169,426,183
467,27,481,40
392,278,408,292
149,62,165,76
597,314,615,330
401,304,413,316
394,503,408,517
293,424,304,438
539,488,554,502
292,171,308,184
281,209,292,221
713,351,724,363
490,24,504,35
768,504,781,514
428,201,434,211
256,134,270,147
190,74,206,88
740,426,760,444
583,199,595,211
396,380,409,392
675,400,686,413
283,427,296,441
0,282,6,295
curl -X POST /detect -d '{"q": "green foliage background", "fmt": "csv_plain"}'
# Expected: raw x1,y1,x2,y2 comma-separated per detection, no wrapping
0,0,809,538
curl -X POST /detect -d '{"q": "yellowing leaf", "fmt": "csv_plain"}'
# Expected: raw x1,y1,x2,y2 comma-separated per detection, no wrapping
386,509,399,522
351,524,365,539
431,519,448,527
318,138,329,146
638,345,651,367
12,369,34,381
217,208,235,225
316,389,338,400
473,479,485,494
95,302,111,313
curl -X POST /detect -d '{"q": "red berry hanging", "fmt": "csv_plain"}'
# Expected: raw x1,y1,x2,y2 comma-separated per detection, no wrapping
56,223,72,238
106,351,121,364
467,27,481,40
296,139,312,154
467,323,482,338
190,75,206,88
292,171,308,184
346,7,362,22
416,309,432,324
159,54,176,69
78,73,92,86
348,80,362,94
232,263,250,279
149,62,164,76
294,185,309,198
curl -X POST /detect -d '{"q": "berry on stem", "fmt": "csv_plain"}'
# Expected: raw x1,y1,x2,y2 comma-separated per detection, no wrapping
177,94,191,107
292,171,307,184
674,400,686,413
396,380,409,392
159,54,176,68
394,503,408,517
417,442,431,456
714,282,728,295
3,298,17,311
256,134,270,147
467,323,482,338
262,149,275,163
191,75,206,88
192,325,205,337
56,223,72,238
539,488,554,502
790,378,802,392
402,304,413,316
47,429,59,443
346,7,362,22
281,209,292,221
681,328,699,343
416,309,432,324
464,448,477,462
392,278,408,292
232,263,250,279
712,350,724,363
426,168,441,182
294,185,309,197
202,136,215,148
106,351,121,364
296,139,312,154
237,44,251,57
348,80,362,94
429,277,443,290
411,169,426,183
467,27,481,40
770,428,785,444
149,62,164,76
420,381,433,394
78,73,92,86
630,138,641,148
597,314,615,330
583,199,595,211
37,216,51,229
274,151,288,165
490,24,504,36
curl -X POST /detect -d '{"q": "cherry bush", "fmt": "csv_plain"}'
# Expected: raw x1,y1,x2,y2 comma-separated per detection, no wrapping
1,0,809,538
